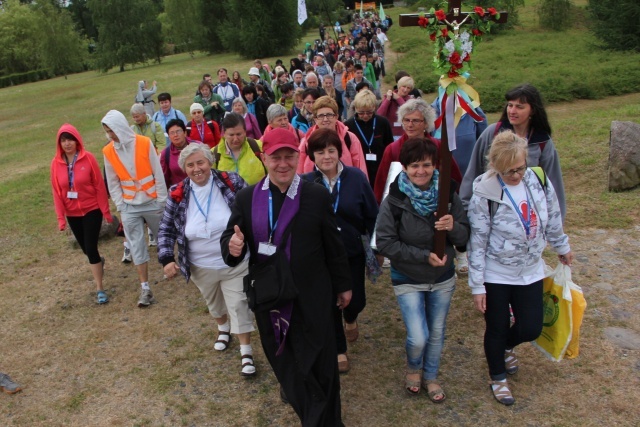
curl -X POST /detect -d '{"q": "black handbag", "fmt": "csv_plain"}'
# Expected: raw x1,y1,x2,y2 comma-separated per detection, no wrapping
243,220,298,312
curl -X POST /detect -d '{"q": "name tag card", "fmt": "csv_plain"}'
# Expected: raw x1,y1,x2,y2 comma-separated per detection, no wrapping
67,191,78,199
258,242,277,256
365,153,377,161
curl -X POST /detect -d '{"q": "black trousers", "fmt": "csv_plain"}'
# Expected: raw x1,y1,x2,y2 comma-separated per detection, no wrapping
334,252,366,354
483,279,543,380
67,209,103,264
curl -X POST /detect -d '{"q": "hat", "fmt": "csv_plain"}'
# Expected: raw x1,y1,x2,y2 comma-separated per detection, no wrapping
317,52,325,57
190,103,204,114
292,70,303,77
248,67,260,76
261,128,300,155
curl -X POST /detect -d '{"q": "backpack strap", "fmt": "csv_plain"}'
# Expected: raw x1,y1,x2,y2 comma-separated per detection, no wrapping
212,169,236,193
246,137,267,174
213,143,221,167
344,132,352,150
206,120,217,135
530,166,547,189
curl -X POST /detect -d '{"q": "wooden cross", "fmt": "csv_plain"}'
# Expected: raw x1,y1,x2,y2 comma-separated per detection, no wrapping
400,0,507,259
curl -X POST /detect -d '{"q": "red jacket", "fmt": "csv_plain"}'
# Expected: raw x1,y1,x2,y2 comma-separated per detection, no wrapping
50,124,113,230
187,119,220,148
373,133,463,204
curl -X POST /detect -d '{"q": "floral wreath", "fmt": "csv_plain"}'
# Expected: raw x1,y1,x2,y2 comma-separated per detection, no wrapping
418,6,500,84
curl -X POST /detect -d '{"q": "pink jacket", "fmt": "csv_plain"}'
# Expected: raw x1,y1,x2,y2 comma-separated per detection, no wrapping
377,93,411,138
297,120,369,178
51,124,113,230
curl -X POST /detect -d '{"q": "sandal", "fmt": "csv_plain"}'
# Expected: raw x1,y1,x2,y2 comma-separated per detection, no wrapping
489,380,515,406
505,348,519,375
456,252,468,274
338,353,350,374
344,321,359,343
404,369,421,396
96,290,109,305
241,354,256,377
214,331,231,351
422,379,446,403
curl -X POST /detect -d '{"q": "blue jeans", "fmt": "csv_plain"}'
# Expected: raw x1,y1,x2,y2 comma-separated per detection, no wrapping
395,280,455,380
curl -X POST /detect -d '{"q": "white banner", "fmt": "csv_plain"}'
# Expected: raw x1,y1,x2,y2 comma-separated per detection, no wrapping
298,0,308,25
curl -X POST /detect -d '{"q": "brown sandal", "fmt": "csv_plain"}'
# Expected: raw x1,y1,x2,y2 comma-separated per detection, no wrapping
214,331,231,351
489,380,515,406
405,369,421,396
422,379,446,403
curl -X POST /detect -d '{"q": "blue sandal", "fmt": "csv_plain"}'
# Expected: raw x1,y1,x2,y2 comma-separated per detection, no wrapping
97,290,109,304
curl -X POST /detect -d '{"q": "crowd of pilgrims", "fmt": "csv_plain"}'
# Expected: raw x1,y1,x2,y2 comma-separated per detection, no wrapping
49,10,573,425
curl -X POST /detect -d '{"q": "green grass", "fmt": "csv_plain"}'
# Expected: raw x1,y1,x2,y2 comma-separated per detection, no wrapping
386,1,640,112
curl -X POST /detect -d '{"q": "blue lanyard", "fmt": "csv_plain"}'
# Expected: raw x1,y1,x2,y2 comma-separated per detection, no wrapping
322,176,341,213
497,175,531,237
354,117,376,151
268,190,278,243
196,122,205,141
65,152,78,190
192,179,215,224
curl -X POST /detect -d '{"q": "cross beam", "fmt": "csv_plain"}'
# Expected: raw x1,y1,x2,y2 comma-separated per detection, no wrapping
398,0,508,28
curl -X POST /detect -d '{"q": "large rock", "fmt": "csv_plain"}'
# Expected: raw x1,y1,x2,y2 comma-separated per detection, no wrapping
608,121,640,191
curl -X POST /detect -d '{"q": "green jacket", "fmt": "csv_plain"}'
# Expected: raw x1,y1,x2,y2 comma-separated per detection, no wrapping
131,117,166,149
193,93,226,124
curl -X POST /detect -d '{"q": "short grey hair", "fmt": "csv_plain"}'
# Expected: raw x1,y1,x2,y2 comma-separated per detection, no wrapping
305,72,318,84
266,104,288,123
232,97,247,115
130,103,146,115
397,98,435,133
178,143,214,171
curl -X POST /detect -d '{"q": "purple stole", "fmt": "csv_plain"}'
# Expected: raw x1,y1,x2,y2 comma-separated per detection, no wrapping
251,175,302,355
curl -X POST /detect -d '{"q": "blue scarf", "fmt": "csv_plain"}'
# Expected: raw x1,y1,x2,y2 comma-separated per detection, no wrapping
397,169,439,216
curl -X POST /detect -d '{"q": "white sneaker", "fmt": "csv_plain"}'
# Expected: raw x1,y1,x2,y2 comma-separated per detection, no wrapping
122,246,132,263
382,257,391,268
148,231,157,247
456,251,468,274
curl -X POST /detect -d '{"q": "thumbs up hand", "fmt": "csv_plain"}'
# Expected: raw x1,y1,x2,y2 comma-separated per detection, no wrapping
229,225,245,257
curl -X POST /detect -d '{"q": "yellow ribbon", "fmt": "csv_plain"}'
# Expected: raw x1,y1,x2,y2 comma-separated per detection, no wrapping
438,76,481,127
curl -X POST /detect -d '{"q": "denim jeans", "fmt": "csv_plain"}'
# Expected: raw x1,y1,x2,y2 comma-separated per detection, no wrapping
395,279,455,380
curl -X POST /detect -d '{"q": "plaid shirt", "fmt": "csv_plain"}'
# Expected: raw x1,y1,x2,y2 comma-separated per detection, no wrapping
157,170,247,282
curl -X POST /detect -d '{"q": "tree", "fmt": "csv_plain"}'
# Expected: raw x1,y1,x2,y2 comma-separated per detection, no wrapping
0,0,42,74
88,0,164,72
162,0,210,54
218,0,301,58
67,0,99,40
588,0,640,52
537,0,572,31
37,1,88,77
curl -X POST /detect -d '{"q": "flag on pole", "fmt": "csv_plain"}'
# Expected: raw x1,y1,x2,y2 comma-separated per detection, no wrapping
360,1,363,18
379,3,386,22
298,0,308,25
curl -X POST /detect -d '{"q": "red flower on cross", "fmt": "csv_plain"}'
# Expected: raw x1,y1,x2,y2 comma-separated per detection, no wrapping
474,6,485,17
488,7,498,16
435,9,446,21
418,17,428,28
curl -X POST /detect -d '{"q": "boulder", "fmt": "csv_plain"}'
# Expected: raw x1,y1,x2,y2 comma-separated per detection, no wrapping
608,121,640,191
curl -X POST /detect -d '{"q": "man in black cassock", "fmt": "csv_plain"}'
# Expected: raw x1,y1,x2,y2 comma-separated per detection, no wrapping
221,128,352,426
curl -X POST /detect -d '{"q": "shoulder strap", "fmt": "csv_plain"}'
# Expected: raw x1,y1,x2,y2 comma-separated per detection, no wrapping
152,122,157,135
212,169,236,193
344,132,352,150
493,121,502,137
213,143,221,166
247,138,267,174
530,166,546,188
206,120,217,134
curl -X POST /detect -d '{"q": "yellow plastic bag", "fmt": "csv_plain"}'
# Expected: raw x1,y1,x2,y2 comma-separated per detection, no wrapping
564,269,586,359
533,263,573,362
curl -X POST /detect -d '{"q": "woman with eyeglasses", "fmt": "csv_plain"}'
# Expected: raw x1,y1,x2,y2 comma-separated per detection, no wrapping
345,89,394,187
160,119,202,188
460,84,566,221
373,98,462,204
297,96,369,177
467,130,573,406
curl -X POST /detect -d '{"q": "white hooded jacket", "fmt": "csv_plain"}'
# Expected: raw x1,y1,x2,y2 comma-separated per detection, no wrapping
102,110,167,211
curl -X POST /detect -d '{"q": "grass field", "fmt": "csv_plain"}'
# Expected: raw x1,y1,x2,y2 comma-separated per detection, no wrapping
0,2,639,426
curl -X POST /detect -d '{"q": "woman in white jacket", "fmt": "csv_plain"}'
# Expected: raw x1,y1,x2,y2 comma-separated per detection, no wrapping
467,130,573,406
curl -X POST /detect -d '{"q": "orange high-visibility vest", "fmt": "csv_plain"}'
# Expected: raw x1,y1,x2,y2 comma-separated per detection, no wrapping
103,135,157,201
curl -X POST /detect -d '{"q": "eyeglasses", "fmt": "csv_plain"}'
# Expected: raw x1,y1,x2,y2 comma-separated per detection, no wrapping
168,129,184,136
303,100,315,106
191,111,203,115
502,164,527,177
315,113,337,121
356,110,374,116
402,118,425,125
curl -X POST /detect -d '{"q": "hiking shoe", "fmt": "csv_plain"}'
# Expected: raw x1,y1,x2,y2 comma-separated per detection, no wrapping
148,230,157,247
137,289,156,307
0,373,22,394
122,246,132,263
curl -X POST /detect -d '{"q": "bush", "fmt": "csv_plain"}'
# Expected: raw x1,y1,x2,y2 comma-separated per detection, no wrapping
588,0,640,52
537,0,572,31
0,69,51,89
